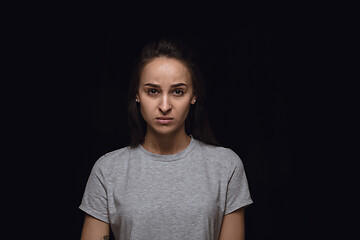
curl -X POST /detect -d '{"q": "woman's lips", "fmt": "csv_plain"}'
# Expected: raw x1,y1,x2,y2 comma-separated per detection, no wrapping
156,117,174,124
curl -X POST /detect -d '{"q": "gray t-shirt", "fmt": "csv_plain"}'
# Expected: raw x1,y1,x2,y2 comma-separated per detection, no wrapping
79,137,253,240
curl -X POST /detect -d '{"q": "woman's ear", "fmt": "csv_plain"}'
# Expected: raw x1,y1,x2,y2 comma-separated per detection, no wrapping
191,95,197,104
135,94,140,103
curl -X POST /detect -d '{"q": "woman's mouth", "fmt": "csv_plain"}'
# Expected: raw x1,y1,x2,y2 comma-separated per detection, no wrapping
155,117,174,124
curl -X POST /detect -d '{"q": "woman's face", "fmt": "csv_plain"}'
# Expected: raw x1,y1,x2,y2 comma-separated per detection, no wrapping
137,57,196,136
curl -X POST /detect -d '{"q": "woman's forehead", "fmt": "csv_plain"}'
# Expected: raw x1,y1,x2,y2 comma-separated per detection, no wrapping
140,57,192,86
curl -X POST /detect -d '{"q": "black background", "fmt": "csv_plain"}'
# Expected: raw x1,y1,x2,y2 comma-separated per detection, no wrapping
10,0,345,239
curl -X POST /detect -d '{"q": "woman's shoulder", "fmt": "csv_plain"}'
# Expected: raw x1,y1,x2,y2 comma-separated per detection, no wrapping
92,145,132,171
195,139,243,169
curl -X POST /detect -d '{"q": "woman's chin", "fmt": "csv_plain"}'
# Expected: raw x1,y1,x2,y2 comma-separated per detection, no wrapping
148,124,183,136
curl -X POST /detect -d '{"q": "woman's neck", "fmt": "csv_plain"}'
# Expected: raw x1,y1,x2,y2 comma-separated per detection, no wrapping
142,128,191,155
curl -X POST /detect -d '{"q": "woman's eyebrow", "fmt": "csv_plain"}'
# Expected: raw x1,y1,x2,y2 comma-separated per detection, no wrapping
144,83,188,88
171,83,188,88
144,83,160,88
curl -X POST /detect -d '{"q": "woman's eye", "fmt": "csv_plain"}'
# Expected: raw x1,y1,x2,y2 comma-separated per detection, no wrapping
173,89,184,95
148,89,159,95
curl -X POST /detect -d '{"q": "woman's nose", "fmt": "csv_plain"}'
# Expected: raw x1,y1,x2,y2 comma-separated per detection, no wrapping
159,95,172,113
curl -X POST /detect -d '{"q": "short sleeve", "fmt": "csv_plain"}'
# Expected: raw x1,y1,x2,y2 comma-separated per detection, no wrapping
79,158,109,223
224,154,253,215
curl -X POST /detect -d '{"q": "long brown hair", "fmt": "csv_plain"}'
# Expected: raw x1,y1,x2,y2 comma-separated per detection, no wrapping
127,38,219,147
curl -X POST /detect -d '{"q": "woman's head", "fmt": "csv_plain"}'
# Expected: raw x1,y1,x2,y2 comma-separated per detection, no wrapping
128,39,218,147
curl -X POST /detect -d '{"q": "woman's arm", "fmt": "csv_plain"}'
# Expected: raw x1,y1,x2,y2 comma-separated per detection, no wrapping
219,207,245,240
80,214,110,240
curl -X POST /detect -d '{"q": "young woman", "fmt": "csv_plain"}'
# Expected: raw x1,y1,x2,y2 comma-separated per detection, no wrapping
80,39,253,240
